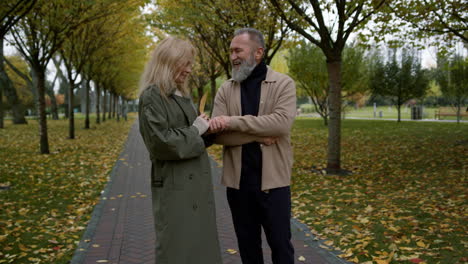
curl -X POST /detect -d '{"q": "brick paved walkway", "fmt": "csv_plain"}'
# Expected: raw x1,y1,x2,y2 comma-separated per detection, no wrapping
71,120,349,264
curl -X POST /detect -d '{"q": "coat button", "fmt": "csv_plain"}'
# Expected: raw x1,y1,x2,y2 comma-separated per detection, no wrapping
189,174,193,180
193,204,198,210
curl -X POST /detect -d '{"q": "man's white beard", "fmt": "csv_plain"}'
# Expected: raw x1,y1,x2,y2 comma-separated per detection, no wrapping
231,53,257,83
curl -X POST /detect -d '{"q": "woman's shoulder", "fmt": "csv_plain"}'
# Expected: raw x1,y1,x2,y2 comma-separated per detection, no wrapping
139,85,163,106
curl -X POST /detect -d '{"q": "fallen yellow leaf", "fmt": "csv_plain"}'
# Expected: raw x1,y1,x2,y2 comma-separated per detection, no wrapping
416,241,426,247
226,249,237,254
375,259,389,264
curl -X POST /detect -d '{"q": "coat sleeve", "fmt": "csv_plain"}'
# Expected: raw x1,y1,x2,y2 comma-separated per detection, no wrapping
214,131,262,146
139,101,205,161
228,78,296,137
211,83,262,146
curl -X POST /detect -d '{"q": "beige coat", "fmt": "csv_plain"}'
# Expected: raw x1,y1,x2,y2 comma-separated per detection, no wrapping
212,67,296,191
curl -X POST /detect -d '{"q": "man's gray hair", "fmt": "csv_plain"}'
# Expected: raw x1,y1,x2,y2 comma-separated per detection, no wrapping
234,28,265,50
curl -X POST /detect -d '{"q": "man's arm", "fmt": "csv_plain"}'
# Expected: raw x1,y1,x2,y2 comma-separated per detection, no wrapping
219,78,296,137
214,131,263,146
211,83,263,146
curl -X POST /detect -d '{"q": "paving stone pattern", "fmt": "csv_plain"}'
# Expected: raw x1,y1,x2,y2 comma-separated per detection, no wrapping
72,120,348,264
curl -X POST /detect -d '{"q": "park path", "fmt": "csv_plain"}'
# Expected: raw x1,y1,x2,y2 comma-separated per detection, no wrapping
71,120,349,264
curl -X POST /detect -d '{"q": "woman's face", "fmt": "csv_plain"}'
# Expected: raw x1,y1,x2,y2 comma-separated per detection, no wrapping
175,61,192,84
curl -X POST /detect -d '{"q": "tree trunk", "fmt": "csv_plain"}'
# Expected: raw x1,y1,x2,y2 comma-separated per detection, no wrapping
310,94,328,126
85,79,90,129
326,60,342,174
0,80,3,129
116,95,120,122
111,91,114,119
68,79,75,139
33,66,50,154
108,91,112,119
397,102,401,122
102,89,107,122
1,39,28,125
96,83,100,124
113,93,117,119
109,92,113,119
197,85,204,113
0,41,5,128
63,83,69,119
210,75,216,113
46,85,59,120
3,85,27,124
123,99,127,121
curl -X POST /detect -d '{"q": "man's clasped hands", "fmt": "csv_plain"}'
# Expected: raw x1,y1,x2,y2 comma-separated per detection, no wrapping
198,113,279,146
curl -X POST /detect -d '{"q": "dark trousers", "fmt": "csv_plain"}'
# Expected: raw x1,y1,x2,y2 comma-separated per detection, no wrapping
227,186,295,264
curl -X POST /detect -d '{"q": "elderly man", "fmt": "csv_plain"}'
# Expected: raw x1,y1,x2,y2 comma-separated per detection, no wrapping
210,28,296,264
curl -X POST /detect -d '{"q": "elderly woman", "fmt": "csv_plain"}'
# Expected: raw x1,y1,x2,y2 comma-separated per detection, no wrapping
138,36,221,264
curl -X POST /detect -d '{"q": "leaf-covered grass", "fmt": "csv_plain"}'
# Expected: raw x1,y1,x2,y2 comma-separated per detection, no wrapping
0,114,135,264
209,118,467,264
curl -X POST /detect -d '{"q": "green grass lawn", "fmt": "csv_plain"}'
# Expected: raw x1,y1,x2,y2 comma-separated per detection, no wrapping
0,115,135,264
344,106,438,119
300,105,465,121
209,118,467,264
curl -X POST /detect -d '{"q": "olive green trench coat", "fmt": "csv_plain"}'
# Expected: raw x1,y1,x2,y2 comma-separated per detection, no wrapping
138,86,221,264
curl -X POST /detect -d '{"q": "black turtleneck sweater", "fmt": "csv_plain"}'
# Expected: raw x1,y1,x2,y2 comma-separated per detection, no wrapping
239,61,267,190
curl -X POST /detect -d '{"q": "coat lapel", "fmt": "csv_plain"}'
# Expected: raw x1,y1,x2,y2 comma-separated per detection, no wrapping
231,81,242,116
172,95,197,125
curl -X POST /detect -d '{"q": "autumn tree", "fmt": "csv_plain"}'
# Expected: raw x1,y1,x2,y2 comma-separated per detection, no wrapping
188,37,223,110
60,15,96,138
82,10,148,125
150,0,289,107
270,0,387,174
0,0,36,127
370,48,429,122
288,41,329,124
435,53,468,124
288,41,369,125
374,0,468,46
52,56,72,119
3,55,34,112
8,0,105,153
153,0,288,74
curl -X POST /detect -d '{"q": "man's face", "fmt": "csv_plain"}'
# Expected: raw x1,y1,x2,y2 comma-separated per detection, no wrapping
230,34,255,70
230,33,262,82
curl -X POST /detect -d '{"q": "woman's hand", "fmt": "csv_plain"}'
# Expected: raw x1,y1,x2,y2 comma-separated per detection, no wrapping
193,114,210,135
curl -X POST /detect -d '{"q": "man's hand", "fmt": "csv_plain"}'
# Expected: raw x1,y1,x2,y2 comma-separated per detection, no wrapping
257,137,279,146
208,116,231,134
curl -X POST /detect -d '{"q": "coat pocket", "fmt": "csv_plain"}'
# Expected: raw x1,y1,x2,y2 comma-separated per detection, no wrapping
151,163,163,188
152,160,175,189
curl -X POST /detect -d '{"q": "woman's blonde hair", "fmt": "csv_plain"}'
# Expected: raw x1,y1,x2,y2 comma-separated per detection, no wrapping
139,36,195,97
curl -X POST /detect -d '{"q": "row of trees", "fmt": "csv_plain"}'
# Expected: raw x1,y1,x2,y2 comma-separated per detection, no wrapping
1,0,150,154
149,0,466,174
289,42,467,124
1,0,466,174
